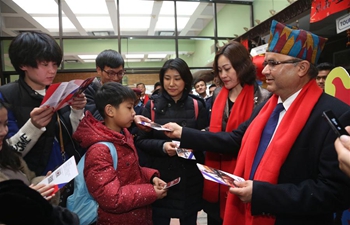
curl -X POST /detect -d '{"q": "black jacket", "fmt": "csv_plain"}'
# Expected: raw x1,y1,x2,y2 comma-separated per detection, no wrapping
0,78,82,175
179,93,350,225
136,91,208,219
84,77,103,121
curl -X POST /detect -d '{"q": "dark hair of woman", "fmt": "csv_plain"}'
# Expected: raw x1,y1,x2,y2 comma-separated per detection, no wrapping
213,41,256,87
159,58,193,95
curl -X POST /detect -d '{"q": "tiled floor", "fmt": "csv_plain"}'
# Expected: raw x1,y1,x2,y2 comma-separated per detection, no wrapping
170,210,207,225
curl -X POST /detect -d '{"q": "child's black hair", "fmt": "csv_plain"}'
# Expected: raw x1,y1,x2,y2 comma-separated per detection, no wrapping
8,31,63,78
95,82,137,119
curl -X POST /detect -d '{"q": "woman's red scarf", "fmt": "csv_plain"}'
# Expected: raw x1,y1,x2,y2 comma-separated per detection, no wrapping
223,81,322,225
204,84,255,218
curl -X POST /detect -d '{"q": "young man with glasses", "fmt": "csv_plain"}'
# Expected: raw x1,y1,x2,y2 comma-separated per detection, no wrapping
84,49,125,121
163,20,350,225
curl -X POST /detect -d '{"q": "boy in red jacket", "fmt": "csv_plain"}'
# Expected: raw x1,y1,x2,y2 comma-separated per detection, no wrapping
73,82,167,225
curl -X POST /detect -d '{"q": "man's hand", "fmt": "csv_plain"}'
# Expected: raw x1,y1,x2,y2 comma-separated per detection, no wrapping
30,107,54,129
229,180,253,203
335,126,350,177
70,93,87,110
162,122,182,139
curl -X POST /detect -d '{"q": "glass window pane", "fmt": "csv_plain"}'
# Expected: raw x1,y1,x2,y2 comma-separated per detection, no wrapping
217,3,251,38
62,39,118,69
120,38,175,68
178,39,215,67
2,40,14,72
177,2,214,37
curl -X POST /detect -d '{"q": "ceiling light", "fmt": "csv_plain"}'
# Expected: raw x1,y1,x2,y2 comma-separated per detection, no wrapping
92,31,110,36
78,55,98,60
158,31,174,36
255,19,261,25
125,54,144,59
83,59,95,63
243,27,249,32
270,10,276,16
145,59,163,62
125,59,142,62
148,54,167,58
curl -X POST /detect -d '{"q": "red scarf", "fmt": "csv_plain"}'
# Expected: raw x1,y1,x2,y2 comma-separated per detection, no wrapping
223,81,322,225
204,84,254,218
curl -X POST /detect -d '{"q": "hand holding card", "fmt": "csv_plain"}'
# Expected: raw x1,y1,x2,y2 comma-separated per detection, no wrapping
163,177,181,189
138,121,173,131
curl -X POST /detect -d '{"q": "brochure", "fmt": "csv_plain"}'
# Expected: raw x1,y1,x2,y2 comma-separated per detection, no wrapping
196,163,245,187
163,177,181,189
172,140,196,160
138,121,173,131
41,77,94,111
38,156,78,194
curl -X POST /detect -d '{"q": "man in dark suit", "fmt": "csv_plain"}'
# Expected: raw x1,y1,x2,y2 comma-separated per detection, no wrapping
163,20,350,225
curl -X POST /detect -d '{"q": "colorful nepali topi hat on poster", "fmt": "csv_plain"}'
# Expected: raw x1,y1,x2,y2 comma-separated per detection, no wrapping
266,20,327,64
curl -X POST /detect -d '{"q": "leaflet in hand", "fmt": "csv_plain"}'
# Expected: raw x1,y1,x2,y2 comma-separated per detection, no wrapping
38,156,78,194
196,163,245,187
172,141,196,160
138,121,173,131
41,77,94,111
163,177,181,189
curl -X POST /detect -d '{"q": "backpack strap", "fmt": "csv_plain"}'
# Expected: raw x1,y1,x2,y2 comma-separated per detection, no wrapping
99,142,118,169
151,99,198,121
192,98,198,120
150,100,155,121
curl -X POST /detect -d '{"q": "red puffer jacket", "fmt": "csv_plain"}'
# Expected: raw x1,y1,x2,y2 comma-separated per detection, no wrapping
73,111,159,225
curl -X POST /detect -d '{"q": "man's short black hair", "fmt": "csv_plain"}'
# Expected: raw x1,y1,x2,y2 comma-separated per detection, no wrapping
96,49,124,71
316,62,335,72
95,82,136,119
193,78,206,88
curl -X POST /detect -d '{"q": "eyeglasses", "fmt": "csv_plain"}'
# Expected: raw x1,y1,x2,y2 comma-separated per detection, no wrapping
103,69,125,77
262,59,302,68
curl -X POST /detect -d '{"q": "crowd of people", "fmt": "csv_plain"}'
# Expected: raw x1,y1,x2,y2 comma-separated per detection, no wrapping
0,19,349,225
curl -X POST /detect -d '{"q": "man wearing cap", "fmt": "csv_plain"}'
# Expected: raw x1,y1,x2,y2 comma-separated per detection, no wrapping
162,20,350,225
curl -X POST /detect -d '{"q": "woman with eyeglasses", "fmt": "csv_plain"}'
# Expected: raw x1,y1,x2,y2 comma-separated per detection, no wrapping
199,40,270,225
136,58,208,225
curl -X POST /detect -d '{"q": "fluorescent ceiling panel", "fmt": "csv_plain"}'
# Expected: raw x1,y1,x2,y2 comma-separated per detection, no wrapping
119,0,154,15
156,17,189,30
120,17,151,30
76,17,113,30
65,0,108,14
13,0,59,14
148,54,167,58
145,59,163,62
78,55,98,60
159,1,174,15
33,17,75,30
83,59,96,63
125,54,144,59
125,59,142,62
176,2,200,16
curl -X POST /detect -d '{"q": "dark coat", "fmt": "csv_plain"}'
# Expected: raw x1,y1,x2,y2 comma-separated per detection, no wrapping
179,93,350,225
84,77,103,121
0,77,81,175
135,91,208,219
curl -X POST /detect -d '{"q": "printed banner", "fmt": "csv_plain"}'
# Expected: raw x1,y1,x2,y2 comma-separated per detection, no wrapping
310,0,349,23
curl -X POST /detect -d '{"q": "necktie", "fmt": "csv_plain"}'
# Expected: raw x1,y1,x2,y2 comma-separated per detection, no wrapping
249,103,285,179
